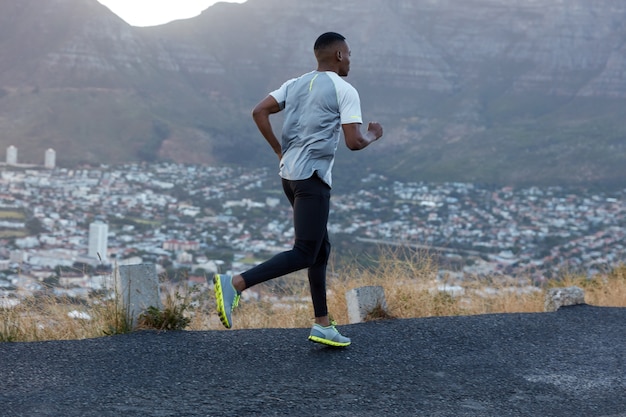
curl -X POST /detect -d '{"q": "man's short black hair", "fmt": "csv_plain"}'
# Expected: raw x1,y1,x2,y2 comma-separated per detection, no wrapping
314,32,346,51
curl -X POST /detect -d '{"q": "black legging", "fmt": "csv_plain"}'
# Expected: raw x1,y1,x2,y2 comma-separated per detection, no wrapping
241,174,331,318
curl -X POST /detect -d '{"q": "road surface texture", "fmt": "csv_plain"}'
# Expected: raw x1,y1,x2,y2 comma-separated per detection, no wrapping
1,304,625,416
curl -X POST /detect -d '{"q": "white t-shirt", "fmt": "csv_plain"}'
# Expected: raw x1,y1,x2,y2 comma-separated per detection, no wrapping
270,70,363,188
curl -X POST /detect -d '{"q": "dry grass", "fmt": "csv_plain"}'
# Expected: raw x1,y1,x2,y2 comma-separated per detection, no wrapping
0,293,128,342
2,249,626,342
551,264,626,307
315,247,546,324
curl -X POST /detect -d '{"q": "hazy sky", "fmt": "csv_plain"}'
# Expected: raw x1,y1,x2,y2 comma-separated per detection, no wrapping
97,0,247,27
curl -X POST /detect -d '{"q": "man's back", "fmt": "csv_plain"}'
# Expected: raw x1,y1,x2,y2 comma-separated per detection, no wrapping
273,70,362,186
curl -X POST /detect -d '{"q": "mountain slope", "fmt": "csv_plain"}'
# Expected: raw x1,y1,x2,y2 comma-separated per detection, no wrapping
1,0,625,187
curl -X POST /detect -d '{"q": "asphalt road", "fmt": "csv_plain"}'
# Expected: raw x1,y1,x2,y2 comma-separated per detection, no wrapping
1,304,625,417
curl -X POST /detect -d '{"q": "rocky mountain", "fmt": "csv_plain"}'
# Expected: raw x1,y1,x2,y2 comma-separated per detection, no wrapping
1,0,626,188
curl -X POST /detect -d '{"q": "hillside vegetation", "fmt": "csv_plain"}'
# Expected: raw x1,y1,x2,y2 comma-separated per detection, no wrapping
2,249,624,343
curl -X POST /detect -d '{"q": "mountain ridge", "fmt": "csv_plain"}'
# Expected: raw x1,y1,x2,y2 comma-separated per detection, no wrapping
1,0,625,188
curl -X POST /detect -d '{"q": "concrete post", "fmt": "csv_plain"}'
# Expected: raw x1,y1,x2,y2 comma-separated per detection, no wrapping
345,285,389,324
115,263,162,328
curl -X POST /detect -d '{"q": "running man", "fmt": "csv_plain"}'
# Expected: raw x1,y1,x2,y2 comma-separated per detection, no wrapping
214,32,384,347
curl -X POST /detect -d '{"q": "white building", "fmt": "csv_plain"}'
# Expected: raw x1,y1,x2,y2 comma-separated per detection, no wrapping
88,221,108,262
6,146,17,165
44,148,56,169
9,250,28,263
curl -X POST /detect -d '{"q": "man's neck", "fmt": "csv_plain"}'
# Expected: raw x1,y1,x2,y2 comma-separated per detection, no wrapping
316,64,338,74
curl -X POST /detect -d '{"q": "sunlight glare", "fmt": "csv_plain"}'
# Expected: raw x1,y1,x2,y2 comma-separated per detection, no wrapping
98,0,247,27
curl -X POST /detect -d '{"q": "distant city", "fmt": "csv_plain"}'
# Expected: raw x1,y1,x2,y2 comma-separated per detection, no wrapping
0,148,624,301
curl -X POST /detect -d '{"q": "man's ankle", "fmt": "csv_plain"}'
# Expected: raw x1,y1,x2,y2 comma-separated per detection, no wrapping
232,274,246,293
314,316,330,327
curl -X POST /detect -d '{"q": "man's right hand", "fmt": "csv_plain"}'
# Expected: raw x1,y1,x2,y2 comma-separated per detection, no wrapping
367,122,383,141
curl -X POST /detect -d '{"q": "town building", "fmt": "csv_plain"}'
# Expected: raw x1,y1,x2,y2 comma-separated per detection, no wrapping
88,221,109,263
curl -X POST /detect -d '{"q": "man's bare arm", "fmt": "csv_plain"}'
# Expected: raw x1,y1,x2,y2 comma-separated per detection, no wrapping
342,122,383,151
252,95,283,159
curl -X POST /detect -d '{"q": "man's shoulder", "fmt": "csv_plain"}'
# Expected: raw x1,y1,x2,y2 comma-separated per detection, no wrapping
323,72,358,97
286,70,318,85
283,71,355,90
323,71,354,86
320,71,356,94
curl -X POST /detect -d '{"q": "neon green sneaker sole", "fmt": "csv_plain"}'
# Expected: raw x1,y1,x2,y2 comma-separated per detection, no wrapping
308,335,351,347
308,323,351,347
213,274,240,329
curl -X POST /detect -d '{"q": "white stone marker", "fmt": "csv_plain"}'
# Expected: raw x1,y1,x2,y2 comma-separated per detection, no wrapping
345,285,389,324
116,263,162,328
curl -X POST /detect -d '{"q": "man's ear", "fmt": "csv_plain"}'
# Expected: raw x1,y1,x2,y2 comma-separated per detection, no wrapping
337,50,343,60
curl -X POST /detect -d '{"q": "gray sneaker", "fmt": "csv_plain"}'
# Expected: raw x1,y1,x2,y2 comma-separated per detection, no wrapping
308,323,351,347
213,274,240,329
